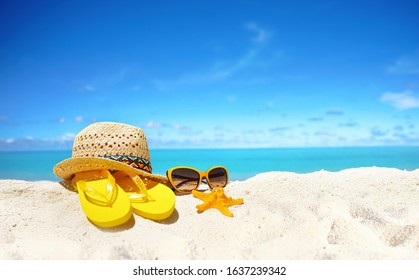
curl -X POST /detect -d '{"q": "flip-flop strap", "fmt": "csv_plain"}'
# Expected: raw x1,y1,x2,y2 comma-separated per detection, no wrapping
128,174,155,203
112,171,155,203
73,170,118,207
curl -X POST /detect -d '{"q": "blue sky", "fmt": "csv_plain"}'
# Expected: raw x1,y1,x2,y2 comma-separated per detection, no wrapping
1,0,419,150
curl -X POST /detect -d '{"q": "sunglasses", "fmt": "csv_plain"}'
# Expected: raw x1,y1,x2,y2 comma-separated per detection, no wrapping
166,166,229,193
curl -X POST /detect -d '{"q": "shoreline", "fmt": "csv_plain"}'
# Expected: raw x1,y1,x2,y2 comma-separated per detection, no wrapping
1,167,418,260
2,146,419,183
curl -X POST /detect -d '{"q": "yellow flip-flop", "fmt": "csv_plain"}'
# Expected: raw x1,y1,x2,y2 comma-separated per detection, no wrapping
72,169,132,228
113,171,175,221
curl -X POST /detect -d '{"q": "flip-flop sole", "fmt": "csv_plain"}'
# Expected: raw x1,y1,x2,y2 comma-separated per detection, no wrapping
128,183,175,220
76,173,132,228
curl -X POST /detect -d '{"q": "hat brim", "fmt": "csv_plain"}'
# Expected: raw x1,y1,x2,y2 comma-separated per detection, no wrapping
53,157,169,185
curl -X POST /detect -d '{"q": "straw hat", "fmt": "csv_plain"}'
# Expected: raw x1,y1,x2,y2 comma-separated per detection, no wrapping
53,122,168,184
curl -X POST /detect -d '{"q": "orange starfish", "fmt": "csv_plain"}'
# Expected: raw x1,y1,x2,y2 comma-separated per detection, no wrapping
192,188,244,217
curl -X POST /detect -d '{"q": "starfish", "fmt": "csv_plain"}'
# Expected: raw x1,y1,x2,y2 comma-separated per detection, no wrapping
192,188,244,217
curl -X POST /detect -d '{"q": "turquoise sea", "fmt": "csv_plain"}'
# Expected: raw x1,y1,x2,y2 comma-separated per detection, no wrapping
0,147,418,181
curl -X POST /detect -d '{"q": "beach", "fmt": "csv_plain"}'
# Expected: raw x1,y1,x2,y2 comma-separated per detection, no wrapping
0,167,418,260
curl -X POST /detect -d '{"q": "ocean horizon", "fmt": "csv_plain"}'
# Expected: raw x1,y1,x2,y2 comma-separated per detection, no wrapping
0,146,418,182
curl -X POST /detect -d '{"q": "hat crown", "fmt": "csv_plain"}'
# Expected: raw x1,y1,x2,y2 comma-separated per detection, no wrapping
72,122,150,161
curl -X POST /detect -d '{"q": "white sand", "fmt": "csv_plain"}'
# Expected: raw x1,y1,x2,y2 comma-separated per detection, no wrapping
0,167,418,260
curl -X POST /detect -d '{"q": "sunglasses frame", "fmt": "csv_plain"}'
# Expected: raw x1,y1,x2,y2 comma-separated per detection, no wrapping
166,166,229,193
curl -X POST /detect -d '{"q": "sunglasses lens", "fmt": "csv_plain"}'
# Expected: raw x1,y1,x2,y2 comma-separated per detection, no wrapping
170,168,200,192
208,167,228,188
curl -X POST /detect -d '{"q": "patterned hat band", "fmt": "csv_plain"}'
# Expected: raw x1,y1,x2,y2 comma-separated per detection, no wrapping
100,155,152,174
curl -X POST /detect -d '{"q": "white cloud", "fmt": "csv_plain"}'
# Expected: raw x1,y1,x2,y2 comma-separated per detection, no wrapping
266,101,275,109
153,48,260,89
387,50,419,75
152,23,273,90
339,121,358,127
244,22,271,44
78,68,130,93
213,49,260,80
173,123,191,131
145,121,163,129
60,133,76,142
325,109,344,115
84,85,96,92
307,117,324,122
226,95,237,102
0,134,76,151
74,116,84,123
371,126,388,137
380,91,419,110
